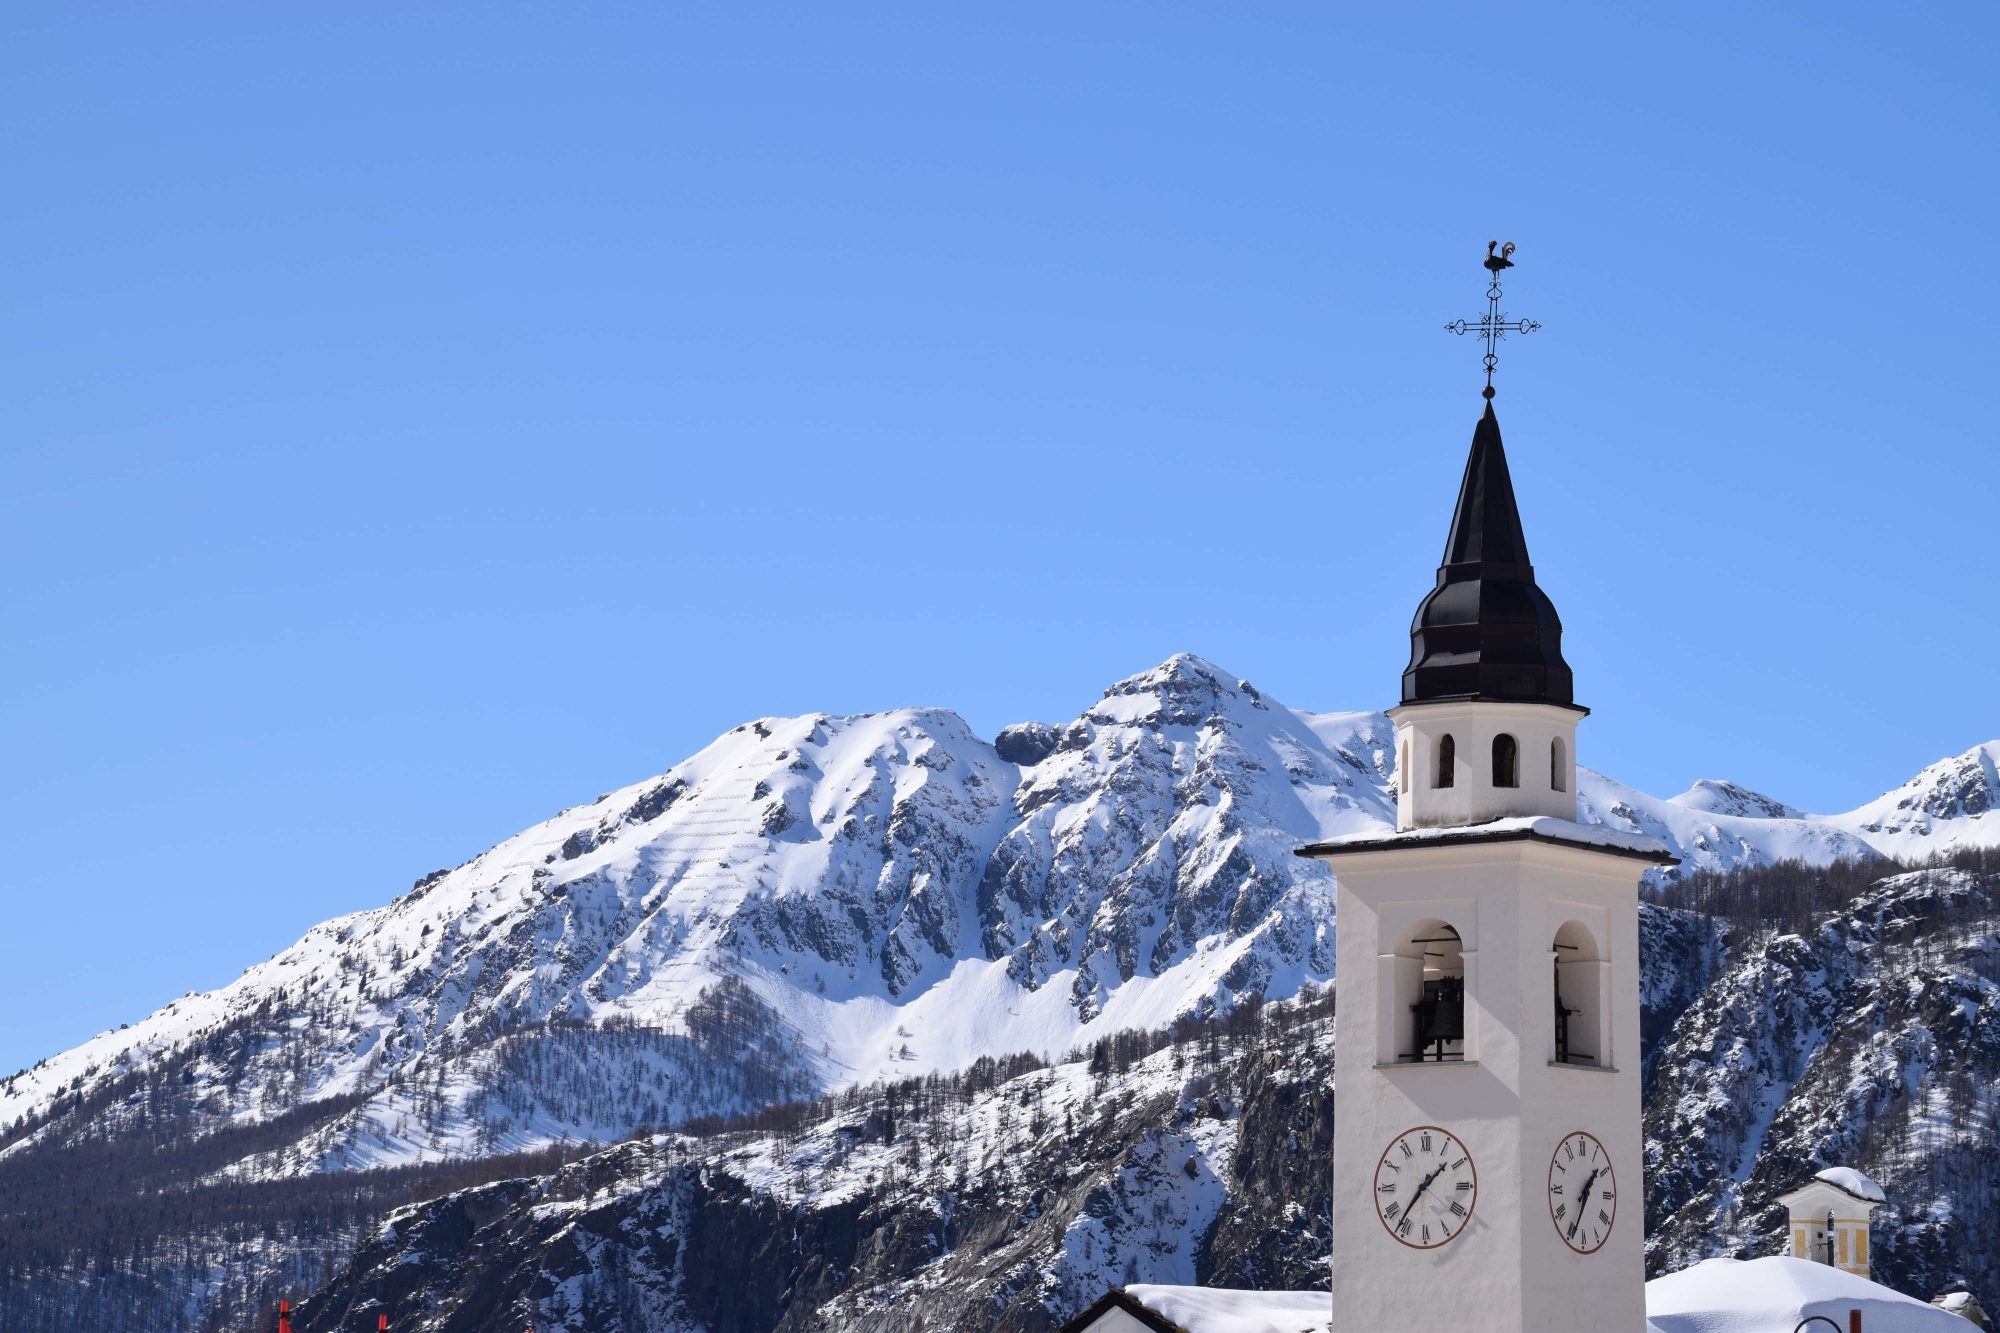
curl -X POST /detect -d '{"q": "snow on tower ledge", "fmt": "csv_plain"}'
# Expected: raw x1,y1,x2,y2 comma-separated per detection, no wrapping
1296,814,1676,864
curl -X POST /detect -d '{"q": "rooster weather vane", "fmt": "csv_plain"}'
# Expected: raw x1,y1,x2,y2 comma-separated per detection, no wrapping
1445,241,1541,400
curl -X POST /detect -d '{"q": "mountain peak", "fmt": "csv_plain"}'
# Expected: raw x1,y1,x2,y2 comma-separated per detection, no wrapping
1669,779,1805,821
1841,741,2000,833
1090,654,1272,727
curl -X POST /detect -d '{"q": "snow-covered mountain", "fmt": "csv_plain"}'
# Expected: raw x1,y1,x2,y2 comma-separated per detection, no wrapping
3,654,1998,1332
5,655,1997,1184
284,863,2000,1333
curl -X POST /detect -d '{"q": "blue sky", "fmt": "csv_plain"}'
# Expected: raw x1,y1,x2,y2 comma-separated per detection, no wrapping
3,5,1994,1074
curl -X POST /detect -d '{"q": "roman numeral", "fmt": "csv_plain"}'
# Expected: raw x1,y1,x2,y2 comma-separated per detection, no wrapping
1551,1185,1563,1195
1555,1203,1567,1219
1451,1156,1467,1169
1421,1224,1431,1243
1455,1181,1471,1192
1420,1132,1432,1151
1564,1141,1574,1160
1599,1210,1612,1225
1385,1203,1402,1219
1401,1141,1414,1158
1379,1184,1397,1193
1449,1201,1467,1217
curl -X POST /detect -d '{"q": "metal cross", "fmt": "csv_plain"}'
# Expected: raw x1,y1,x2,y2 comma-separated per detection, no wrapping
1445,241,1541,400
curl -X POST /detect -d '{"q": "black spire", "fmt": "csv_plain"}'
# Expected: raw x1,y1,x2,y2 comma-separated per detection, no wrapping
1401,404,1577,708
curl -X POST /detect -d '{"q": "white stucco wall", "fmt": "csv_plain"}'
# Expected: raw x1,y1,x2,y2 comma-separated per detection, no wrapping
1320,836,1651,1333
1389,699,1583,829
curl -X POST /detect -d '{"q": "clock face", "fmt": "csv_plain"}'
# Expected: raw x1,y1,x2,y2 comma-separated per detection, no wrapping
1548,1130,1616,1253
1373,1125,1477,1248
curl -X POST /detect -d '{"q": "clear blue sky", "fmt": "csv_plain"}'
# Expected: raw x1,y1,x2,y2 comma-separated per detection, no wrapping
4,5,1994,1075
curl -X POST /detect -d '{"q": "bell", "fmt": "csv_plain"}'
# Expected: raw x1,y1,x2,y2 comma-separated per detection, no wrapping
1411,976,1465,1059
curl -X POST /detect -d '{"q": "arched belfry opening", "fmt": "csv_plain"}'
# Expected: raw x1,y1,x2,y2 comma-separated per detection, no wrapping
1551,736,1568,791
1553,920,1605,1067
1390,919,1466,1063
1435,734,1456,788
1492,733,1518,788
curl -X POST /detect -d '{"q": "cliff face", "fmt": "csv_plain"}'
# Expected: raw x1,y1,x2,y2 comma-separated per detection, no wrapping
297,1003,1336,1333
1645,866,2000,1304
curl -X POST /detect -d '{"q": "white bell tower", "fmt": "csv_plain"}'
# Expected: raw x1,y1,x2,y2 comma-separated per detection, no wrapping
1299,400,1675,1333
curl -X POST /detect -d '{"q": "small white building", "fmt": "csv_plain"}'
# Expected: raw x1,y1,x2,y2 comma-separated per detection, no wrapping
1779,1166,1887,1280
1933,1291,1990,1327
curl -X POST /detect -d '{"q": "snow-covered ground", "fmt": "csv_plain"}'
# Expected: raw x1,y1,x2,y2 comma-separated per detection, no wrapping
1101,1257,1976,1333
1647,1256,1973,1332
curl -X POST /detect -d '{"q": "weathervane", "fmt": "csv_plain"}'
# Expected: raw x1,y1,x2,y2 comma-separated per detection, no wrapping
1445,241,1540,400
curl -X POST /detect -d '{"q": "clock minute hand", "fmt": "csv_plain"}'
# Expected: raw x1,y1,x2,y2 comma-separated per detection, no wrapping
1568,1168,1601,1240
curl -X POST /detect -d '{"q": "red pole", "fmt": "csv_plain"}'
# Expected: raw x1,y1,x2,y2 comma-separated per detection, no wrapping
277,1299,293,1333
379,1318,389,1332
1850,1310,1862,1333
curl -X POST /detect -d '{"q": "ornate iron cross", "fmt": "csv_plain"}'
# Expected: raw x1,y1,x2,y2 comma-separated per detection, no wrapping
1445,241,1540,400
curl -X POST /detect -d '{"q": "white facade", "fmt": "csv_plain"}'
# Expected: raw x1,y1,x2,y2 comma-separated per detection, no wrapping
1389,698,1583,829
1307,698,1669,1333
1780,1172,1885,1280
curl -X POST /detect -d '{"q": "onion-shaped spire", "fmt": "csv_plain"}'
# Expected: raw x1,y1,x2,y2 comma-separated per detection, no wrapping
1401,404,1576,708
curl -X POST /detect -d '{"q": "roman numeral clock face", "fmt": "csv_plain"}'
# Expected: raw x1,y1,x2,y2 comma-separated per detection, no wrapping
1373,1126,1476,1248
1548,1130,1617,1253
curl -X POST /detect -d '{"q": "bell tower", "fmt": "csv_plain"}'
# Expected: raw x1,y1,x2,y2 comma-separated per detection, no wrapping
1298,257,1675,1333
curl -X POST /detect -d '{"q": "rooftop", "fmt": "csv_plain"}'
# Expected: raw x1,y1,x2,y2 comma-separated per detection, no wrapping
1067,1259,1971,1333
1296,814,1678,865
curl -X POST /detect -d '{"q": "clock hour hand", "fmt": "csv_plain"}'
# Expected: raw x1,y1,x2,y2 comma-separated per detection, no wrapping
1403,1162,1448,1223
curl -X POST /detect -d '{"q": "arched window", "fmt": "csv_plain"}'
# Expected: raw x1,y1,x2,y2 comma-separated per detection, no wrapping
1399,740,1409,793
1553,920,1605,1067
1551,737,1568,791
1492,733,1518,788
1435,734,1455,788
1391,919,1466,1063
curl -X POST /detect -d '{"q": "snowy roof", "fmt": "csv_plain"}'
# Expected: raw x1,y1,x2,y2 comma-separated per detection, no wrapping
1814,1166,1888,1203
1646,1256,1969,1332
1073,1262,1971,1333
1065,1286,1329,1333
1778,1165,1889,1209
1298,815,1677,865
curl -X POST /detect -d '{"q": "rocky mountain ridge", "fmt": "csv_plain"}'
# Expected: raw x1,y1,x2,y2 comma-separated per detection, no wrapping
2,655,1997,1332
5,658,1996,1187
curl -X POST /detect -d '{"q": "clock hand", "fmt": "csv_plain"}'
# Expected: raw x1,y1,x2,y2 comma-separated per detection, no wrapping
1403,1162,1449,1224
1567,1168,1601,1241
